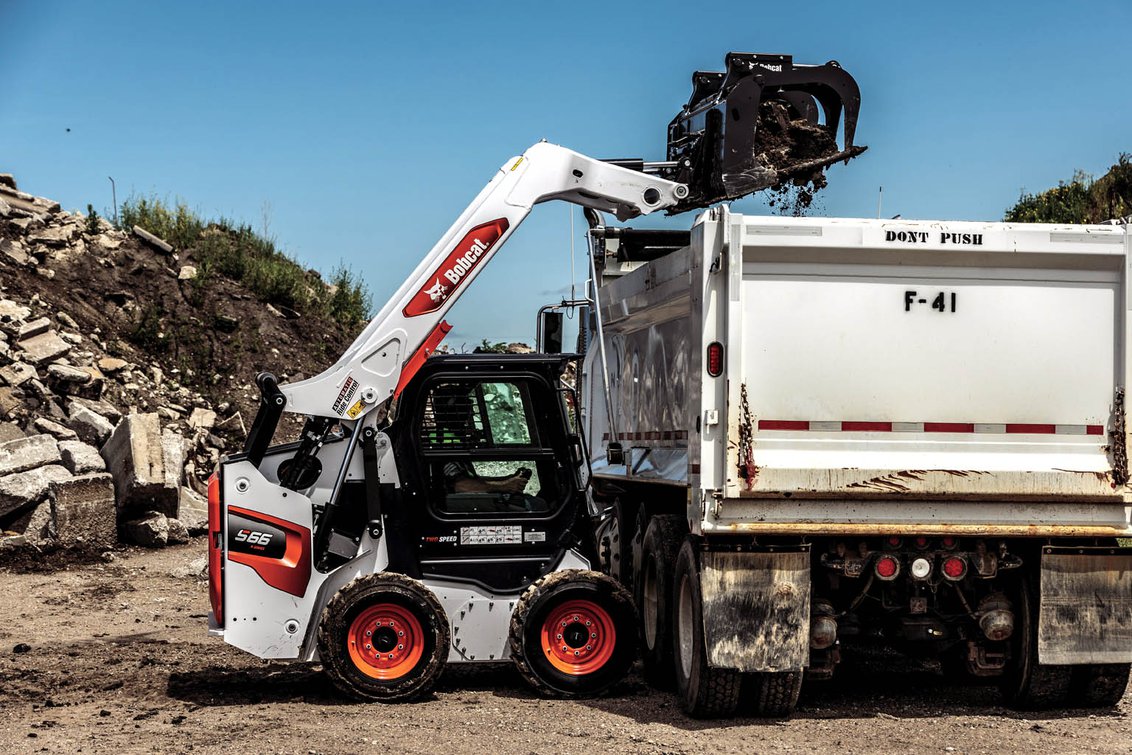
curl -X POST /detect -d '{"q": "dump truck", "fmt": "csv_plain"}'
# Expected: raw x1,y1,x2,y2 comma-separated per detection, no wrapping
580,209,1132,716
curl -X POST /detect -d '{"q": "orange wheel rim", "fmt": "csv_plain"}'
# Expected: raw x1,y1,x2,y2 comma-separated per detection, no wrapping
347,603,426,680
539,599,617,676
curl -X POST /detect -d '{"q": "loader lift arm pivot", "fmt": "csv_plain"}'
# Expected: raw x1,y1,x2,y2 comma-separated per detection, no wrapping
272,142,689,424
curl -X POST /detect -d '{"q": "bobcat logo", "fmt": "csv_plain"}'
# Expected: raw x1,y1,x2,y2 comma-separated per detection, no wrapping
425,278,449,303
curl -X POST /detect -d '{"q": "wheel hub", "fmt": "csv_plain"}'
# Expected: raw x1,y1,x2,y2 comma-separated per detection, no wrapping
540,599,617,675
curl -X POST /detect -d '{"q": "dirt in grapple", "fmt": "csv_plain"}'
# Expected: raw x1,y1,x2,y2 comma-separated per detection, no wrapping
755,100,839,216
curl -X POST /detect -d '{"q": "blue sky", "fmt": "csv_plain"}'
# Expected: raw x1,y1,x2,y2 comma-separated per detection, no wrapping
2,0,1130,346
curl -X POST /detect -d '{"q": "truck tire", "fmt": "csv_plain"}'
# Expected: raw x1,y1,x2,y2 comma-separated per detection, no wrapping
1000,576,1072,710
744,670,804,717
316,572,449,702
636,514,684,688
597,498,634,589
672,539,742,718
1073,664,1131,707
509,569,637,698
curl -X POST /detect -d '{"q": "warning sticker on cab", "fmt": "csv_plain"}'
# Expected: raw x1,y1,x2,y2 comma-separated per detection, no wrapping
332,376,358,416
346,400,365,419
460,525,522,546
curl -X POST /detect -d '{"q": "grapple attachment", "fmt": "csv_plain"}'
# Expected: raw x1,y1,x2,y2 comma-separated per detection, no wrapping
665,52,866,212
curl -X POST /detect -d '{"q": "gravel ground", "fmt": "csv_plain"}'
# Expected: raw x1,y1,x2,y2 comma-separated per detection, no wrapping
2,543,1131,755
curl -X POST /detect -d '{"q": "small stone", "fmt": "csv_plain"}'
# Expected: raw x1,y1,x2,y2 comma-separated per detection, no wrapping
67,404,114,446
58,440,106,473
32,418,77,440
56,312,78,329
0,238,28,265
0,362,37,387
12,643,31,654
177,265,197,280
27,224,76,247
0,422,25,442
0,387,21,418
187,408,216,430
166,517,190,544
0,299,31,321
124,511,168,547
16,330,71,365
46,363,92,384
97,357,128,374
69,397,121,423
16,317,51,340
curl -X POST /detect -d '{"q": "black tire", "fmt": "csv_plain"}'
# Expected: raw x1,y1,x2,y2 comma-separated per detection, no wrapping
672,539,742,718
636,515,684,689
316,572,449,702
1000,575,1072,710
1072,664,1131,707
510,569,637,698
743,670,804,718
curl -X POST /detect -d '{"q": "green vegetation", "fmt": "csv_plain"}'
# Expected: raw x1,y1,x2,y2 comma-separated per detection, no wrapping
84,204,102,236
119,195,372,327
1005,154,1132,224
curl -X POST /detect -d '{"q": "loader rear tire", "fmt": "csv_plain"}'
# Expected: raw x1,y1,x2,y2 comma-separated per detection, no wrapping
636,515,684,689
510,569,637,698
672,539,742,718
317,572,448,702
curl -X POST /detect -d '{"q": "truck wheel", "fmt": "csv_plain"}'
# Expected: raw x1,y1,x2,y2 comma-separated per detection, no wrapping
316,572,449,702
636,514,684,688
510,569,637,698
1072,664,1131,707
672,539,742,718
743,670,804,717
1000,576,1072,710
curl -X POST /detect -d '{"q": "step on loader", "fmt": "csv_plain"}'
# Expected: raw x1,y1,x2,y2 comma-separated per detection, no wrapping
204,52,865,704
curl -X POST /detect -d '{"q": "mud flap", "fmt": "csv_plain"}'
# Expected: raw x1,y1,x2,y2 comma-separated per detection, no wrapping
700,548,810,672
1038,546,1132,665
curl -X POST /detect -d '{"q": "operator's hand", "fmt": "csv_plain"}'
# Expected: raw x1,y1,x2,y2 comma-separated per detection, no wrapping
501,472,528,494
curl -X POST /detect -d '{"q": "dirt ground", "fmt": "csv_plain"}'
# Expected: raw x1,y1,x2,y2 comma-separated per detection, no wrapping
2,545,1131,755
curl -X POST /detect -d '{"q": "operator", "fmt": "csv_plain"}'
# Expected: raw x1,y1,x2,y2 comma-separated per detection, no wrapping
444,460,531,494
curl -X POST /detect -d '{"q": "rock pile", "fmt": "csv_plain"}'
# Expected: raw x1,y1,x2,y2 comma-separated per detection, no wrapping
0,175,241,554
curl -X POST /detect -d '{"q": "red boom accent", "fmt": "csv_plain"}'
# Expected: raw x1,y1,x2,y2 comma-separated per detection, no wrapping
403,218,510,317
228,506,312,598
395,320,453,398
207,473,223,623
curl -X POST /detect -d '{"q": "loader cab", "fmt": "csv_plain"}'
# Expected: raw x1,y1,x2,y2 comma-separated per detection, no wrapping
388,354,591,593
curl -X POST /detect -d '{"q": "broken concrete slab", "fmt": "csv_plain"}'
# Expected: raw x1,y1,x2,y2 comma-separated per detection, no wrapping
166,517,190,544
0,362,37,388
132,226,173,254
69,397,122,424
27,224,77,247
16,317,51,340
0,422,25,442
0,464,72,518
101,413,178,517
0,238,28,266
0,388,21,419
187,408,216,431
46,363,92,385
16,330,71,365
67,404,114,446
0,434,60,476
161,429,184,492
58,440,106,474
177,486,209,534
0,299,31,322
50,473,115,547
97,357,128,374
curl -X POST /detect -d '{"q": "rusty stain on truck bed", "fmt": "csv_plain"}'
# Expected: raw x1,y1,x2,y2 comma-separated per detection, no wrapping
1111,387,1128,486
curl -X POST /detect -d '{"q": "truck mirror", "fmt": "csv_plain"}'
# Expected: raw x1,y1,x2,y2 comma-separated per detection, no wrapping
540,311,564,354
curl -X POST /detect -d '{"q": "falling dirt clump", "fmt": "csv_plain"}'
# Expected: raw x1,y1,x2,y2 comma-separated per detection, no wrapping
755,100,838,216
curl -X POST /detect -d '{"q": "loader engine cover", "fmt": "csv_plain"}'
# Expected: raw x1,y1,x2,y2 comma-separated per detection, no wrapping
1038,546,1132,665
699,548,810,672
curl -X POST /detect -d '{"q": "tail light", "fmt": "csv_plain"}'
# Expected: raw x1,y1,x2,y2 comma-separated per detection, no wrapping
940,536,958,550
706,342,724,377
883,535,902,550
910,557,932,579
207,472,223,624
942,556,967,581
874,554,900,580
913,535,930,550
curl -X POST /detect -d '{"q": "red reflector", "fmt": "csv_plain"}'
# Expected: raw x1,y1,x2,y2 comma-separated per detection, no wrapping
1005,423,1056,434
706,342,724,377
842,421,892,432
914,535,930,549
759,420,809,431
875,555,899,579
942,556,967,580
207,472,223,624
941,536,957,549
885,535,902,548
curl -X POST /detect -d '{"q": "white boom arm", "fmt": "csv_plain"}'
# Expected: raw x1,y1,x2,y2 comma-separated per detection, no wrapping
280,141,688,420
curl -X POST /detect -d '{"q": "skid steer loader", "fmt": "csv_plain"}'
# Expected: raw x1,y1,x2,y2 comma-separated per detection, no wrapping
205,52,864,702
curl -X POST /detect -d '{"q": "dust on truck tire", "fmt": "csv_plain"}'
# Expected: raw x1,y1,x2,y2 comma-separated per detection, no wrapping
316,572,449,702
509,569,637,698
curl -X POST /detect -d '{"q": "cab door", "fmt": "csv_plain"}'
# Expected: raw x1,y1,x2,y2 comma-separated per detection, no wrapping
409,372,578,593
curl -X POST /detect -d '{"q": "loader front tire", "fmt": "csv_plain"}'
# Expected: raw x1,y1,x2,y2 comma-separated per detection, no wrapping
510,569,637,698
317,572,448,702
672,539,742,718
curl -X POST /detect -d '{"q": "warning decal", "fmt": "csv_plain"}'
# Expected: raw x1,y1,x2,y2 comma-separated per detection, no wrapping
460,525,522,546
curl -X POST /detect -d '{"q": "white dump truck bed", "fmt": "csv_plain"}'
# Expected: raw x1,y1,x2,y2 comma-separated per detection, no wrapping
583,208,1132,536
